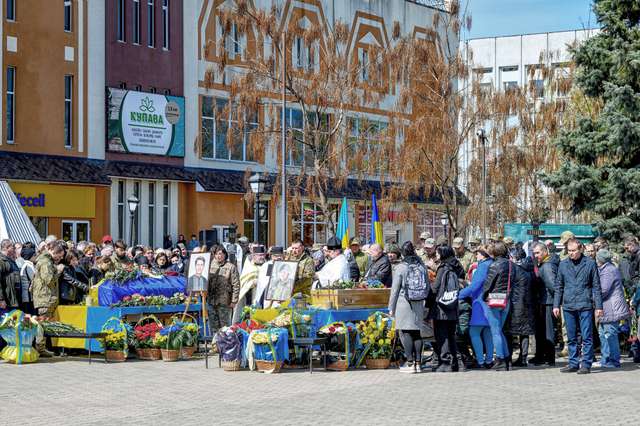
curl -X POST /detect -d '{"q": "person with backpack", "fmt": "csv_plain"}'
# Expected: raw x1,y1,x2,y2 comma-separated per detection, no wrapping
389,242,428,373
427,245,460,372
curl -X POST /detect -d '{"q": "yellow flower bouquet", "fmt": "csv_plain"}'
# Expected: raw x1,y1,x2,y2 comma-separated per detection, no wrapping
356,313,395,359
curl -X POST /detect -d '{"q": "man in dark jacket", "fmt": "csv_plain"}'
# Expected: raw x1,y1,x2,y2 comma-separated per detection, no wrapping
623,236,640,292
553,238,603,374
364,244,392,287
531,242,558,366
0,239,20,313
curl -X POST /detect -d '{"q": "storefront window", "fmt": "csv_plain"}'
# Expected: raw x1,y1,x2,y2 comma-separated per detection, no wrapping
148,182,155,247
62,220,90,242
416,209,446,240
292,202,338,246
243,200,268,244
117,180,124,240
29,217,48,239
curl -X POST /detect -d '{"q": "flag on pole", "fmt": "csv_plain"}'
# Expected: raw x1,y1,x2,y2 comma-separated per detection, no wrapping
336,197,349,249
370,193,384,248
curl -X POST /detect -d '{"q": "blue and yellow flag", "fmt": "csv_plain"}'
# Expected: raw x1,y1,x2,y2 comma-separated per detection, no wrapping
370,193,384,248
336,197,349,249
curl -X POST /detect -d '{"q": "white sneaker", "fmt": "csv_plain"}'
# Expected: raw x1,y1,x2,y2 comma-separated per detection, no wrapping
415,364,423,373
399,362,416,373
592,361,603,368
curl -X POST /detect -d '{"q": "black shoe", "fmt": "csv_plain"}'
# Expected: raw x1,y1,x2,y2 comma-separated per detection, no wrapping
577,367,591,375
560,366,579,373
530,358,545,366
493,359,508,371
512,359,528,367
483,362,494,369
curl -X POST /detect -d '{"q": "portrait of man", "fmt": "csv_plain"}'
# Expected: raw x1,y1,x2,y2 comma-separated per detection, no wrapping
266,261,298,301
187,253,210,293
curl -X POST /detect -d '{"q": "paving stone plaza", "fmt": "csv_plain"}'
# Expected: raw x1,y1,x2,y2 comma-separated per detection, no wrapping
1,355,637,425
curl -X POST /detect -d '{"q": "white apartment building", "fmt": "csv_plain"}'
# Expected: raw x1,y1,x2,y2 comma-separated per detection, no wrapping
458,29,599,221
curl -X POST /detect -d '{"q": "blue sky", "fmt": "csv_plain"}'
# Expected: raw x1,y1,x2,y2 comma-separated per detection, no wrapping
462,0,597,39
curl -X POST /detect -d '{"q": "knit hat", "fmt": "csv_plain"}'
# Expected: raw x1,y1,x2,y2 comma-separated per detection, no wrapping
596,249,612,264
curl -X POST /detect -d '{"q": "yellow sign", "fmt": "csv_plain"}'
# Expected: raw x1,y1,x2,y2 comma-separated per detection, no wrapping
9,182,96,218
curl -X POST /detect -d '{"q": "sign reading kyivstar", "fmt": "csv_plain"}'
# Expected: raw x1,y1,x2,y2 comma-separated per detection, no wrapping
107,88,185,157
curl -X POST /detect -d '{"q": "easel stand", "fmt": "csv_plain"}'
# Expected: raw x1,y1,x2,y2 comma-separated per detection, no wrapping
183,291,210,342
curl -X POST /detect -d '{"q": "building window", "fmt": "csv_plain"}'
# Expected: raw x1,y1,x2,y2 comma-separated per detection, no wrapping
348,117,386,168
147,0,155,48
243,201,269,245
135,84,142,91
357,203,372,242
162,183,169,239
116,0,125,41
503,81,518,93
29,217,48,239
163,89,170,95
201,96,258,162
62,220,90,243
162,0,169,49
532,79,544,98
293,36,317,72
148,182,155,247
117,180,125,239
292,202,338,246
6,67,15,144
64,0,72,31
416,209,447,240
64,75,73,148
360,48,369,81
149,87,157,93
225,22,243,59
132,0,141,44
6,0,15,21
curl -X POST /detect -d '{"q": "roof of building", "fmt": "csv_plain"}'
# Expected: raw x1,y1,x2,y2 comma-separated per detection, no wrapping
0,151,466,204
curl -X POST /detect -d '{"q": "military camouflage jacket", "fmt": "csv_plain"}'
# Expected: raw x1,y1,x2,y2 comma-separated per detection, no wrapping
287,252,315,295
457,250,475,275
31,252,60,309
208,260,240,306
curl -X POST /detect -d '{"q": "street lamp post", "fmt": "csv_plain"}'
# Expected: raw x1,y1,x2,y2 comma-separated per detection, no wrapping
476,128,488,244
127,195,139,247
249,173,267,245
440,212,449,243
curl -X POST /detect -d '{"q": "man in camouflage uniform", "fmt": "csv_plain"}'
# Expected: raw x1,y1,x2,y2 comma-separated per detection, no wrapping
503,236,515,251
489,232,503,244
420,238,438,280
349,238,368,278
287,240,315,297
31,240,66,356
558,230,575,261
452,237,475,275
111,240,132,269
468,236,481,253
416,231,431,261
208,246,240,333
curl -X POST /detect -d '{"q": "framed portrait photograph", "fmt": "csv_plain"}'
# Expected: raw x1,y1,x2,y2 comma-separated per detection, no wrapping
187,253,211,293
265,261,298,301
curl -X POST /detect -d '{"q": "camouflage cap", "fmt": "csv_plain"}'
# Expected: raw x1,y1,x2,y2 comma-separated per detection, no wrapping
490,232,503,242
349,237,361,246
503,236,515,245
435,235,448,246
468,236,482,246
452,237,464,248
423,238,436,248
419,231,432,240
559,230,575,245
386,243,402,256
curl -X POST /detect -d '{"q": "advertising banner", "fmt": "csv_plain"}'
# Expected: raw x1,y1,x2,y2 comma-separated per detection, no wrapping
107,88,185,157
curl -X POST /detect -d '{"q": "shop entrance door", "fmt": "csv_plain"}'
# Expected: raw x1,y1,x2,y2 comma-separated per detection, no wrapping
62,220,91,242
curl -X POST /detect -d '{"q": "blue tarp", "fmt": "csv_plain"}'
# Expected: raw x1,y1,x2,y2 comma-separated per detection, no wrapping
249,328,289,362
85,304,202,352
97,275,186,306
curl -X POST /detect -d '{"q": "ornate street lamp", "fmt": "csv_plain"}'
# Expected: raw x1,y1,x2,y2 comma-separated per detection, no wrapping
249,173,268,244
127,195,139,247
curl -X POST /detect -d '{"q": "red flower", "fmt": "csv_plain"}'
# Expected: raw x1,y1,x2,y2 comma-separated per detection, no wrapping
329,326,336,333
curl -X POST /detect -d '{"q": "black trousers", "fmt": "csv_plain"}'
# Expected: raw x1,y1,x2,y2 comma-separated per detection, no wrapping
399,330,423,363
534,304,556,363
433,320,458,367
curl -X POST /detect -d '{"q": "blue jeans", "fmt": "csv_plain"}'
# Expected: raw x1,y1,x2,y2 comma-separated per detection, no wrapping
470,326,494,365
563,309,594,369
485,303,510,359
598,322,621,368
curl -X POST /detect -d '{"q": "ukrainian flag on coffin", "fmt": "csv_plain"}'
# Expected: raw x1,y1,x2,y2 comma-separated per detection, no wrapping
336,197,349,249
370,193,384,248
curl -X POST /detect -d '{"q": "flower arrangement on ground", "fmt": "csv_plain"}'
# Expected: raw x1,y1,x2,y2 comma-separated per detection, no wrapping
134,323,163,349
0,310,40,364
318,321,357,370
357,313,395,360
103,329,128,352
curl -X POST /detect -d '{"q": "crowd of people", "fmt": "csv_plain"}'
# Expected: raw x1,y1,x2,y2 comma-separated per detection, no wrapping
1,228,639,374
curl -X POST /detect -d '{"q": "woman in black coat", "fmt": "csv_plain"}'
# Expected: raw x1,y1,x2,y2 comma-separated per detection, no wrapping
506,250,536,367
427,245,460,372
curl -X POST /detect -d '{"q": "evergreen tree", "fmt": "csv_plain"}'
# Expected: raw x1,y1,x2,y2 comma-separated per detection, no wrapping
544,0,640,242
